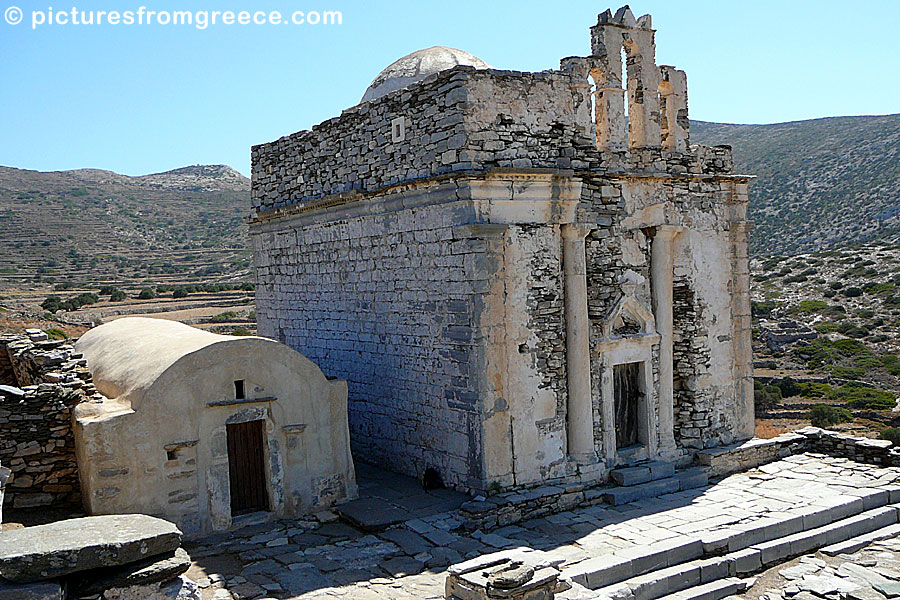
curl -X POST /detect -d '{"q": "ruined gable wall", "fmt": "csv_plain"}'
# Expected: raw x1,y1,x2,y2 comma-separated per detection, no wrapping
251,68,473,214
253,187,494,491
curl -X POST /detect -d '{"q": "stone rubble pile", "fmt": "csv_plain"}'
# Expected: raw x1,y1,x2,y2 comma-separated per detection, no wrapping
0,514,198,600
0,331,102,511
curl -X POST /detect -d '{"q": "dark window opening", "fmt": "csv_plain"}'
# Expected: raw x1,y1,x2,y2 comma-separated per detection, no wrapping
234,380,245,400
166,449,178,461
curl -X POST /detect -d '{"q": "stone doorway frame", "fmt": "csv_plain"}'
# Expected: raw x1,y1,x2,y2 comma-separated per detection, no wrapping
205,403,285,531
595,278,661,466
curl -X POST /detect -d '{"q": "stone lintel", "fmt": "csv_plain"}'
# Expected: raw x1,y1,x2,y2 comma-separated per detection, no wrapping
163,440,198,451
594,333,661,353
206,396,276,408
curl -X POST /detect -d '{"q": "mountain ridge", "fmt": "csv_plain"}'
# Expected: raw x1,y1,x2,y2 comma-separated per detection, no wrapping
691,114,900,255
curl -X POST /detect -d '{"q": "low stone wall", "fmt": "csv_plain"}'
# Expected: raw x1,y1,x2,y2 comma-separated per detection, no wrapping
697,427,900,477
459,483,598,532
0,332,99,510
461,428,900,533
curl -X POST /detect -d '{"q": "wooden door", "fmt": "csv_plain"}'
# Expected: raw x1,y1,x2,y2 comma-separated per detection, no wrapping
614,362,641,449
226,420,269,515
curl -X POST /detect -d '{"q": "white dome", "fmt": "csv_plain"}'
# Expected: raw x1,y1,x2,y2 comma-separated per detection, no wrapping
361,46,492,103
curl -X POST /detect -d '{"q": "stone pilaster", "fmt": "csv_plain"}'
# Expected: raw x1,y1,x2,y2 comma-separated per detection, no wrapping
562,224,595,463
650,225,680,455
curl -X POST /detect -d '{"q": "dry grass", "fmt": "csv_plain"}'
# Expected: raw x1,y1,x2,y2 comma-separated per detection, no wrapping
756,420,790,439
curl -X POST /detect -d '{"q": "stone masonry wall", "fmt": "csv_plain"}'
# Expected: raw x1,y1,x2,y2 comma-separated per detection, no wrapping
252,68,472,213
0,333,99,509
253,193,490,490
672,280,707,449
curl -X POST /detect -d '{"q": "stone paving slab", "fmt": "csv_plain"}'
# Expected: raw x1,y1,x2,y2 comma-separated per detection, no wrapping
0,514,182,583
186,454,900,600
729,535,900,600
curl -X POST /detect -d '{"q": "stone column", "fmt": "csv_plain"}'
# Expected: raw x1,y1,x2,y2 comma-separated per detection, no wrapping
562,225,595,462
650,225,680,455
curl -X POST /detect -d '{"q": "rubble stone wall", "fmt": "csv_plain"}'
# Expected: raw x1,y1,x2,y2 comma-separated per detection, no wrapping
0,334,97,509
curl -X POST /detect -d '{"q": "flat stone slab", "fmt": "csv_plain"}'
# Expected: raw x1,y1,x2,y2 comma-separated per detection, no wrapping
0,514,182,582
336,497,409,532
67,547,191,596
104,574,200,600
0,579,63,600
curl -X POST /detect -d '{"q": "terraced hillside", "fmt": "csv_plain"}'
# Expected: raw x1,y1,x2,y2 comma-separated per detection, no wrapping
749,242,900,438
692,115,900,256
0,164,251,288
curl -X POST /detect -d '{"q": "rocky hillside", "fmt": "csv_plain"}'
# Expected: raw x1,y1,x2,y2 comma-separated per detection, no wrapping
749,242,900,436
0,165,251,287
692,115,900,256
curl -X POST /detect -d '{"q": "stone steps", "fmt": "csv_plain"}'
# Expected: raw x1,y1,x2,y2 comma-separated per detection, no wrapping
564,490,900,597
610,462,676,487
655,578,750,600
820,522,900,556
602,468,709,506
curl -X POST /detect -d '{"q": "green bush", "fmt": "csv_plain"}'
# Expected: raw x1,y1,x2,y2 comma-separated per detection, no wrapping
173,287,189,299
830,384,897,410
784,275,808,284
752,300,779,318
809,404,853,427
843,287,863,298
827,366,865,380
879,427,900,446
776,377,801,398
798,382,833,397
231,327,252,336
210,311,239,323
814,321,839,333
110,289,126,301
883,355,900,376
793,300,828,313
41,292,98,312
754,381,782,410
45,328,67,340
138,288,156,300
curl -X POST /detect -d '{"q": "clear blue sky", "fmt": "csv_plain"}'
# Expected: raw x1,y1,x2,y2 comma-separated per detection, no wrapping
1,0,898,177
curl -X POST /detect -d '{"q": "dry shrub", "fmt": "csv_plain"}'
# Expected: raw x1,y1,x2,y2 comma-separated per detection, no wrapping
756,420,788,439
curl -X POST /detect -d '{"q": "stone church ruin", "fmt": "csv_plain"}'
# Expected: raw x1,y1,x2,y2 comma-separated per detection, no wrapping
250,5,754,494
